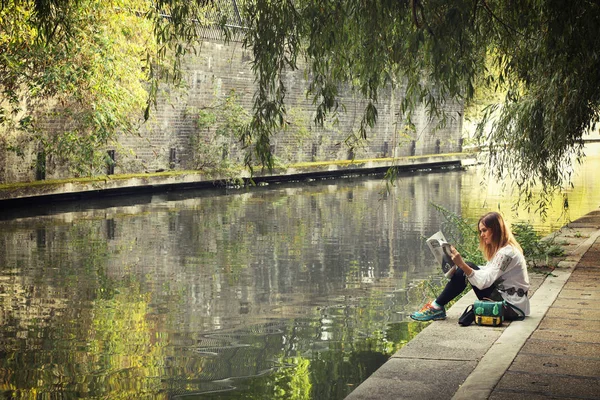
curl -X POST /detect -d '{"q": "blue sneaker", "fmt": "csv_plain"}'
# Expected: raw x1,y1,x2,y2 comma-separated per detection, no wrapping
410,302,446,321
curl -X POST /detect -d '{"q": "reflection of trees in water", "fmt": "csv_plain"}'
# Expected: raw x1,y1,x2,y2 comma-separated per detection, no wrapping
0,285,167,398
460,143,600,235
0,171,463,398
167,318,428,399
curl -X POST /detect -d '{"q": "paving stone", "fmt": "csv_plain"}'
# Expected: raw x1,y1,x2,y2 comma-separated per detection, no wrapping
530,328,600,344
577,268,600,276
489,391,581,400
566,223,600,230
495,371,600,399
519,338,600,358
537,316,600,331
509,353,600,377
568,269,600,279
545,306,600,320
558,288,600,300
583,246,600,254
552,235,588,245
529,273,547,283
551,297,600,309
579,253,600,265
563,279,600,290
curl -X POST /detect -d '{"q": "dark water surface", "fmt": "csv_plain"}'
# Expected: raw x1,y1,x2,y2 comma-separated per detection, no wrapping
1,144,599,399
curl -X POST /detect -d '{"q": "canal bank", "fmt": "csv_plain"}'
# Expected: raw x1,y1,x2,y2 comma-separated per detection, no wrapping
346,209,600,400
0,152,474,208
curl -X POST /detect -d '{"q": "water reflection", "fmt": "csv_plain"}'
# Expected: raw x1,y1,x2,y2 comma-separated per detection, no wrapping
460,142,600,235
0,169,461,399
1,144,599,399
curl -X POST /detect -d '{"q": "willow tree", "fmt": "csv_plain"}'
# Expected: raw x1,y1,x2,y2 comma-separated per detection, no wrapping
239,0,600,210
4,0,600,209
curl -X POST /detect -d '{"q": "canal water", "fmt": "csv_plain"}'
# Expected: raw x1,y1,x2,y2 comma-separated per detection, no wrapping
1,143,599,399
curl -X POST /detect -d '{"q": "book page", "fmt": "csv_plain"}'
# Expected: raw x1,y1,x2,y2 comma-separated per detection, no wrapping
426,231,448,265
426,231,457,278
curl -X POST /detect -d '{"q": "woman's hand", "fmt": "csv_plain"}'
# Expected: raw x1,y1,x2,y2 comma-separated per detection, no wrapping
450,246,473,276
449,246,464,265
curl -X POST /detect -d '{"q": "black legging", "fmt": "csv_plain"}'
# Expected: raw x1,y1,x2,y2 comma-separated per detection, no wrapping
435,262,502,306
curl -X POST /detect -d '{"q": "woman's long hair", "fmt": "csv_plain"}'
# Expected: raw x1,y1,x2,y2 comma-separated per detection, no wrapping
478,212,523,261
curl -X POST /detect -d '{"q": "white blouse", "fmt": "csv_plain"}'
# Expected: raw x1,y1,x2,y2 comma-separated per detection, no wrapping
468,244,531,316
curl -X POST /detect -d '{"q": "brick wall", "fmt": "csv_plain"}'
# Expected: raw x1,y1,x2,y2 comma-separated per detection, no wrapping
0,39,464,183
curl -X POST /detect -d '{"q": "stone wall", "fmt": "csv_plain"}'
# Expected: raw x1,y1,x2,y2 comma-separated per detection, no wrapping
0,39,464,183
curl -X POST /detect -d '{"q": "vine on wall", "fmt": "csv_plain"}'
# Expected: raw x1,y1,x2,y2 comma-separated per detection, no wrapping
190,89,250,170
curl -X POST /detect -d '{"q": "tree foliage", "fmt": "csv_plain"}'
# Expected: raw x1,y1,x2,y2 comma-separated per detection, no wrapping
2,0,600,207
0,0,226,176
0,0,154,175
240,0,600,208
475,1,600,210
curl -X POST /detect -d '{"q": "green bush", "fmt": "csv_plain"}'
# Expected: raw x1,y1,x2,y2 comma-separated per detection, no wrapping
431,204,562,268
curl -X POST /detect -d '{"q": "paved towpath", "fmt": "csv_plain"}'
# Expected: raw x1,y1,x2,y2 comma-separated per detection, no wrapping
346,209,600,400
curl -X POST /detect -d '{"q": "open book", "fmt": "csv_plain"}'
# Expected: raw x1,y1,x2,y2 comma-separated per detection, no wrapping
426,231,458,279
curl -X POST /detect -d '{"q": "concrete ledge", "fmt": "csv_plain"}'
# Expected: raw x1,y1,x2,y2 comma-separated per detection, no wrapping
0,153,474,207
348,358,477,400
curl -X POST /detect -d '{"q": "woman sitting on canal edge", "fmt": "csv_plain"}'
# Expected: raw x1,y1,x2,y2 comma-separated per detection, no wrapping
410,211,531,321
